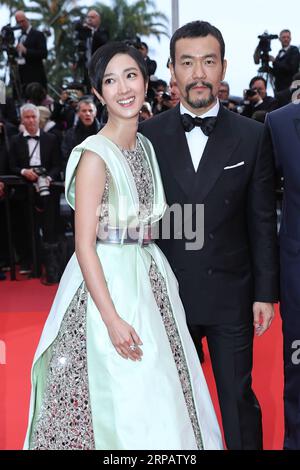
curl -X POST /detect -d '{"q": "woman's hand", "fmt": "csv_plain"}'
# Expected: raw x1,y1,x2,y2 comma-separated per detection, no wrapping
106,316,143,361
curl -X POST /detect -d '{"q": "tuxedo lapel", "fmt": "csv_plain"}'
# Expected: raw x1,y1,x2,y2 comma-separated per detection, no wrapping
20,134,30,165
191,106,241,202
163,104,196,196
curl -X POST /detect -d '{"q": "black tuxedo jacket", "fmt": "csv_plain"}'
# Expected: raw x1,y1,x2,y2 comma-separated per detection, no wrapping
140,104,279,325
91,27,109,55
273,45,300,92
9,131,61,180
19,28,48,88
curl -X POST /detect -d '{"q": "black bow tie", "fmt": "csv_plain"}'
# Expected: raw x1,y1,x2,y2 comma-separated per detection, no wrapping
25,135,40,140
181,113,217,136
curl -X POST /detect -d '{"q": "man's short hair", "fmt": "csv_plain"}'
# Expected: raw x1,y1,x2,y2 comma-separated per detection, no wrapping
76,98,97,112
170,20,225,65
20,103,40,118
249,76,267,89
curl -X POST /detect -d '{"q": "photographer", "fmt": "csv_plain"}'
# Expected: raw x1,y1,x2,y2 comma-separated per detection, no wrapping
15,11,48,97
61,98,100,172
9,104,61,283
138,41,157,77
269,30,300,92
51,83,85,130
85,10,109,58
241,76,278,120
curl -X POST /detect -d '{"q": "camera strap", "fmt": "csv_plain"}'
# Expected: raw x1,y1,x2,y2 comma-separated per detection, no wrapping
28,140,39,164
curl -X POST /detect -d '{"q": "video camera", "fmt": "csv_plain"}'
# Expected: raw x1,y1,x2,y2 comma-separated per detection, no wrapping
256,32,278,73
0,24,21,60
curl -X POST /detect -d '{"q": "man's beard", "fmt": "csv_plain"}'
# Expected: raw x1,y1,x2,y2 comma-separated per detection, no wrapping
185,81,215,109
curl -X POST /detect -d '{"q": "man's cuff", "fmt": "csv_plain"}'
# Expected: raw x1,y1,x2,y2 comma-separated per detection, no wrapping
21,168,26,176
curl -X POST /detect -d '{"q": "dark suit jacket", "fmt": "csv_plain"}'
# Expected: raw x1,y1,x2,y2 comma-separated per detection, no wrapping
266,103,300,313
140,104,279,325
91,26,109,55
18,28,48,89
9,131,61,180
273,45,300,92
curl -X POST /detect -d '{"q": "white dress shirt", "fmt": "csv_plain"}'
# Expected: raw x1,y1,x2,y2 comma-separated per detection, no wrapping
23,129,41,167
180,100,220,172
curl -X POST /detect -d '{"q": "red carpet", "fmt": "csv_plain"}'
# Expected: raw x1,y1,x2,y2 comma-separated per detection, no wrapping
0,278,284,450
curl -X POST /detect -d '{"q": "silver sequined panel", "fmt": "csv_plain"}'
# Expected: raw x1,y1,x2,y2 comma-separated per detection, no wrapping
121,139,154,220
149,260,204,450
99,139,154,223
30,283,95,450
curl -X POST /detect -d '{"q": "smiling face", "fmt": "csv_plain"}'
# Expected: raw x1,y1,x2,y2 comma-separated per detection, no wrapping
170,35,227,114
95,53,147,121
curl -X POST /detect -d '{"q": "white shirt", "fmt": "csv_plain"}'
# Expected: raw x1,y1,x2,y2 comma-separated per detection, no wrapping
23,129,41,167
180,100,220,172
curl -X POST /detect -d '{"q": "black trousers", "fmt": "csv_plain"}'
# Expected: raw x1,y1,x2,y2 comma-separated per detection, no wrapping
188,321,263,450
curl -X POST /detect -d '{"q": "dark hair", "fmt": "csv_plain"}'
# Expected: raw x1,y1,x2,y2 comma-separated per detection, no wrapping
88,41,148,95
249,76,267,88
170,20,225,65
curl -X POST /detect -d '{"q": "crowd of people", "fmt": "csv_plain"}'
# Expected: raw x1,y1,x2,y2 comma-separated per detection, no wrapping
0,10,300,451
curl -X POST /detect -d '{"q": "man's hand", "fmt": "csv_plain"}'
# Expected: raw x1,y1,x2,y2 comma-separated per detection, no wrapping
253,302,275,336
22,169,38,182
16,43,27,55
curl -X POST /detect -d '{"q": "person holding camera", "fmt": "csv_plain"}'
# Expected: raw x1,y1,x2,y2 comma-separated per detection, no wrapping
269,30,300,93
241,76,278,120
14,11,48,97
85,10,109,58
9,103,61,283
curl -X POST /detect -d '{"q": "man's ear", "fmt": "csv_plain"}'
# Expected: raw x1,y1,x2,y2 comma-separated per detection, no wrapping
169,61,176,82
221,59,227,81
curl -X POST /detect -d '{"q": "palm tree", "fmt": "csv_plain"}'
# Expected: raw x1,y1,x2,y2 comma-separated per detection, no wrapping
1,1,169,92
92,0,169,42
0,1,85,90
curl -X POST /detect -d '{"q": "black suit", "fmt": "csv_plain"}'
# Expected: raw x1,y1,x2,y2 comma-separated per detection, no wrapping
9,131,61,263
91,26,109,55
18,28,48,93
140,104,279,449
273,45,300,92
9,131,60,180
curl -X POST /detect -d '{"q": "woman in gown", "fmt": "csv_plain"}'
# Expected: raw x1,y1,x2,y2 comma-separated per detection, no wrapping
24,42,223,450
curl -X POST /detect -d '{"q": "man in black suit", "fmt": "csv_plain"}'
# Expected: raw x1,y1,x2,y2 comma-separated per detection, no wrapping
85,10,109,58
140,20,279,449
269,29,300,93
9,103,61,282
15,11,48,96
242,76,278,120
138,42,157,77
266,102,300,449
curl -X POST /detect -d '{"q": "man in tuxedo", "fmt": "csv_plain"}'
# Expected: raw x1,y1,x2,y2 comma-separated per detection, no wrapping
15,11,48,97
269,30,300,93
9,103,61,282
140,20,279,449
85,10,109,58
266,102,300,449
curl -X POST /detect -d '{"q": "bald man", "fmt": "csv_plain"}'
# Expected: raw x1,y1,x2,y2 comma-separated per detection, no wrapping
85,9,109,56
15,11,47,96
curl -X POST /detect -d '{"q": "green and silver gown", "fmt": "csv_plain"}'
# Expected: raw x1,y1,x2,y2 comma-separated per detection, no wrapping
24,133,223,450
